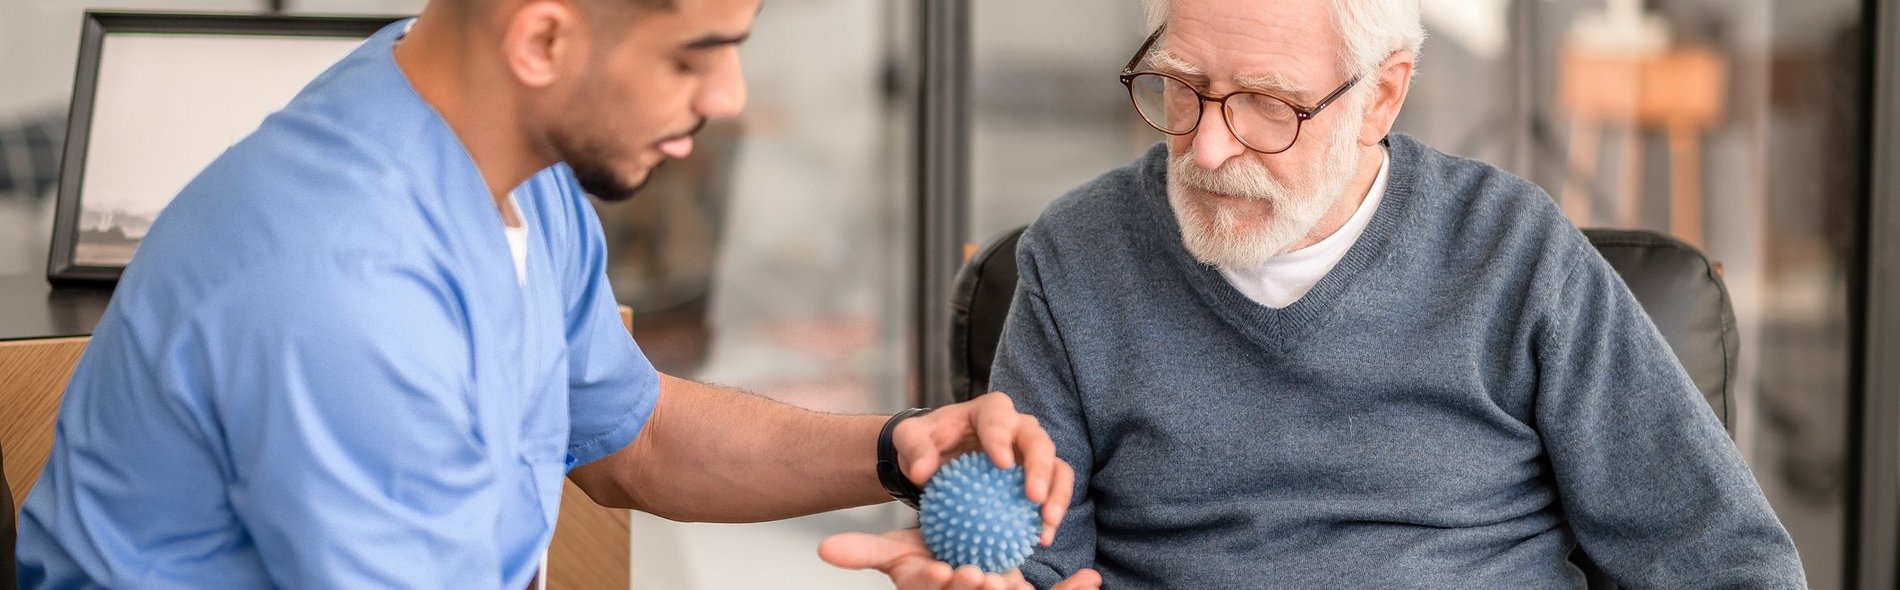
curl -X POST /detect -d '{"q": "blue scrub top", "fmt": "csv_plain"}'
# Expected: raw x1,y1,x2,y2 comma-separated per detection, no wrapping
17,20,660,588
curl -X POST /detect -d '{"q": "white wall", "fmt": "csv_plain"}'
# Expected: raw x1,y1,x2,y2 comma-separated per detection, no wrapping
0,0,265,118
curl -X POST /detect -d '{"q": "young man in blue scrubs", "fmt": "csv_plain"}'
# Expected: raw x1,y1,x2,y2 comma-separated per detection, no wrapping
15,1,1099,588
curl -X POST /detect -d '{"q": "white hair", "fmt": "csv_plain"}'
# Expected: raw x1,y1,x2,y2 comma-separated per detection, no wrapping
1141,0,1425,81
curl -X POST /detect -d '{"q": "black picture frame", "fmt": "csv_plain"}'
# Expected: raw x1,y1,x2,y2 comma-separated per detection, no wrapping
46,11,402,285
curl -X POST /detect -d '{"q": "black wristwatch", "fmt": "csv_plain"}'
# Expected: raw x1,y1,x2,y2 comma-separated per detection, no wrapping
877,407,933,509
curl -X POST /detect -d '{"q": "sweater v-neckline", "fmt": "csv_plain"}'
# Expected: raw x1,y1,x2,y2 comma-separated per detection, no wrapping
1140,136,1422,354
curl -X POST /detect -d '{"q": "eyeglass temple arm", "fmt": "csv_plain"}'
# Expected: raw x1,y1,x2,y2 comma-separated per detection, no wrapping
1305,75,1363,116
1121,26,1165,76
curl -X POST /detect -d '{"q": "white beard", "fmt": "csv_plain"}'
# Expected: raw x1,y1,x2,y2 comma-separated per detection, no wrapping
1166,94,1368,270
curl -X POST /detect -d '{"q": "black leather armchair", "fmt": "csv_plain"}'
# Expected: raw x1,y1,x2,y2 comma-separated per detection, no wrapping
945,225,1739,588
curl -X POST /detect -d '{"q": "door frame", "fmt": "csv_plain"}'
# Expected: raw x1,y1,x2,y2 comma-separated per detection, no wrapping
1853,0,1900,585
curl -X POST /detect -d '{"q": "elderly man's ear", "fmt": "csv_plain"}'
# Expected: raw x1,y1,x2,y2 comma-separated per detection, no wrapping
1359,53,1416,146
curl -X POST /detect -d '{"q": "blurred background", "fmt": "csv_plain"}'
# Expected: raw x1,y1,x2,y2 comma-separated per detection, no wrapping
0,0,1890,588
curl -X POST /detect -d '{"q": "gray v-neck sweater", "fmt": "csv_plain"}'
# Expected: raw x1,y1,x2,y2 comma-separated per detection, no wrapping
993,135,1804,588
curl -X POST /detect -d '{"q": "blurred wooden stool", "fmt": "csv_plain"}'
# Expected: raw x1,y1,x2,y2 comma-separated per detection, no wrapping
1559,44,1727,247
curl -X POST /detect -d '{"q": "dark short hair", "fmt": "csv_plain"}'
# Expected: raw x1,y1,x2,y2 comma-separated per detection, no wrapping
568,0,676,29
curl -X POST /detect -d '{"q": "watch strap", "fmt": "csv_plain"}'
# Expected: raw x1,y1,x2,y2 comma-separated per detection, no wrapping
876,407,933,509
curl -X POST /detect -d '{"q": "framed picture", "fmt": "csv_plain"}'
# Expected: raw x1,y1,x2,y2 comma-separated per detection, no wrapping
47,11,402,284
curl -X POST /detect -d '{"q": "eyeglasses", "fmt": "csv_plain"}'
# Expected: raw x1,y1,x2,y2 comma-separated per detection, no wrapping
1118,26,1360,154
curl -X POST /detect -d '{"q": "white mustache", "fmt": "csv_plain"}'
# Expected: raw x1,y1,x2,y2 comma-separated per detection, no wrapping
1168,153,1291,202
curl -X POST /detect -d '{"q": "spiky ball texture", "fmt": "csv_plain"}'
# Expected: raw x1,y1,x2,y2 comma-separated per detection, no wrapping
918,453,1041,574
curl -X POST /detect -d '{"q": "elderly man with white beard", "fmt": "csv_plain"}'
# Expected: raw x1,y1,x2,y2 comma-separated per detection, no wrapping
986,0,1808,587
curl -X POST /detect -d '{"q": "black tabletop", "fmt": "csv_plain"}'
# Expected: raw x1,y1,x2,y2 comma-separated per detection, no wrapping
0,274,112,342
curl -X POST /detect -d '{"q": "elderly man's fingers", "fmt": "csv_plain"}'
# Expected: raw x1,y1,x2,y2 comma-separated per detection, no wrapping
817,530,929,571
819,529,966,590
1005,568,1031,590
947,565,990,590
1050,568,1104,590
891,559,954,590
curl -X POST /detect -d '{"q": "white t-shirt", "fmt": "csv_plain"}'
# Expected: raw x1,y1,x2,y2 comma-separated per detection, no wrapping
503,193,528,286
1219,149,1390,309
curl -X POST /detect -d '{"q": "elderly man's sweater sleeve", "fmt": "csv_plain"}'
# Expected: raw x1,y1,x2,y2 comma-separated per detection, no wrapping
989,232,1098,589
1532,244,1805,587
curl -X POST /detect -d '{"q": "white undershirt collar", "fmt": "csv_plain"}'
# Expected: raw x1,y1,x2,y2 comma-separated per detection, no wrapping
1218,148,1390,309
502,193,528,287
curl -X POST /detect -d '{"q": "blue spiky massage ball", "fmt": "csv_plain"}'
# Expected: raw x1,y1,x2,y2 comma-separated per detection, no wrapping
918,453,1041,574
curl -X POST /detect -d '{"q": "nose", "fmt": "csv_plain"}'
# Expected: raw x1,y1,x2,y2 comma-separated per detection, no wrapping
696,51,748,119
1189,100,1244,170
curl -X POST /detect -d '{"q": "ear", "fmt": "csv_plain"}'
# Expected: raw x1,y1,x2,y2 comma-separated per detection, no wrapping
502,0,583,89
1358,52,1415,146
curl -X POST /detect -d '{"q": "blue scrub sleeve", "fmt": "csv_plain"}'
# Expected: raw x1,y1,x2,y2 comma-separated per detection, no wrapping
556,170,661,469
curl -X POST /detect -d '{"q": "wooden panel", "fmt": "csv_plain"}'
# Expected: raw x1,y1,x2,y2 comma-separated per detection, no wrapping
544,304,637,589
550,480,631,589
0,337,89,514
1558,49,1643,120
1637,46,1725,127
